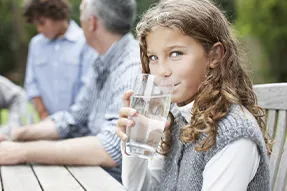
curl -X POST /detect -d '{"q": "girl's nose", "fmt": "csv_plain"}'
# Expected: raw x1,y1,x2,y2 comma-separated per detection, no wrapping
158,62,172,78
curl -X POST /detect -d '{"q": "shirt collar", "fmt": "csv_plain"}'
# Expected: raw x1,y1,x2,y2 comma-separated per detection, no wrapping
40,20,82,43
63,20,83,42
176,101,194,123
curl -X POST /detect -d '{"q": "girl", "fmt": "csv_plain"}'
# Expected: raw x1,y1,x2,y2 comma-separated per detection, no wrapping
116,0,270,190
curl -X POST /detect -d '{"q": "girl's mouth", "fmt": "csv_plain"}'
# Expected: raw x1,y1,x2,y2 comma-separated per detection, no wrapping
174,82,180,87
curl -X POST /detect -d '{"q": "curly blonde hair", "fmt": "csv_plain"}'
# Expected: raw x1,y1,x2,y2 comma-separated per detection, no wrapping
136,0,271,155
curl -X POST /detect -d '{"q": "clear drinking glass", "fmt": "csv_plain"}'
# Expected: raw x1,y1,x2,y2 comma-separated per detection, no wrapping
125,74,173,158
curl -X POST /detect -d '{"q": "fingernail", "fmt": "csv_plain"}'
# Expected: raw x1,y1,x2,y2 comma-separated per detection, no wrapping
129,109,137,116
127,120,133,127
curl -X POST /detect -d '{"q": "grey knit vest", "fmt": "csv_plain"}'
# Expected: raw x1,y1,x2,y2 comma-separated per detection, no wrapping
159,104,270,191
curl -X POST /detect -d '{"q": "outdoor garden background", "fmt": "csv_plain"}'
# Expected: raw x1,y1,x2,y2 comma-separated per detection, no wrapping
0,0,286,85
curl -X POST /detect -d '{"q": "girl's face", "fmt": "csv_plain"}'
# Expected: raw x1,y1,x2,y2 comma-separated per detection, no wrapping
146,27,208,104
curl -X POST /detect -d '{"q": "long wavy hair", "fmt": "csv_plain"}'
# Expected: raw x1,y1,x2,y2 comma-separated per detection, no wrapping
136,0,272,155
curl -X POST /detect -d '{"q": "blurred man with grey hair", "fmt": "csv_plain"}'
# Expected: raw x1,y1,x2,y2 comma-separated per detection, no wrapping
0,0,140,182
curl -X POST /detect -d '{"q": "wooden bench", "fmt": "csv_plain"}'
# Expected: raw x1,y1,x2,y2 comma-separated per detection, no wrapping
254,83,287,191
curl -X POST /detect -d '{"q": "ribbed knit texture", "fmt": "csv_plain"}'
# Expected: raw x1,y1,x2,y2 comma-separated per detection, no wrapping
159,104,270,191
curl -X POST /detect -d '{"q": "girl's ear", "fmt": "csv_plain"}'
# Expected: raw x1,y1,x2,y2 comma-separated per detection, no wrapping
208,42,225,68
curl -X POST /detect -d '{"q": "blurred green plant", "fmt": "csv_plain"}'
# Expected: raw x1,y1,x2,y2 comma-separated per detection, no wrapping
0,0,286,84
236,0,287,82
213,0,236,22
0,1,16,75
70,0,81,24
0,0,36,83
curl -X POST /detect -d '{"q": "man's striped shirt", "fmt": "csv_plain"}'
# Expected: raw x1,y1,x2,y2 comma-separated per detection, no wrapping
50,33,141,166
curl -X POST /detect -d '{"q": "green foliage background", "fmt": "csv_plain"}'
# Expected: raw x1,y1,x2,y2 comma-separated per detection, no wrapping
0,0,287,84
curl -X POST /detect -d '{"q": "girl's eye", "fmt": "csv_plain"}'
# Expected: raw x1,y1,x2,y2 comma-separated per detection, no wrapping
170,51,183,57
148,55,158,61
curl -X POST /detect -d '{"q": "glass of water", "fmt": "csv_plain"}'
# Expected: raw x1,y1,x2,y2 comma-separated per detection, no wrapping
125,74,173,158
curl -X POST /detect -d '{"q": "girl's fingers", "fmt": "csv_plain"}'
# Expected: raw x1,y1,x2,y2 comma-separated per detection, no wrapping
116,127,128,141
116,118,134,129
116,118,135,141
119,107,137,118
122,90,134,107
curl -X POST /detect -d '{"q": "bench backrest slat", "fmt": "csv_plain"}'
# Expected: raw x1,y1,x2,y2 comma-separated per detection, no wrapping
254,83,287,191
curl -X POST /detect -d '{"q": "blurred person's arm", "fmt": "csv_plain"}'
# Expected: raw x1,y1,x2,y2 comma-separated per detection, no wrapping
50,67,96,139
24,41,48,120
13,66,96,141
0,136,116,167
11,119,60,141
32,97,49,120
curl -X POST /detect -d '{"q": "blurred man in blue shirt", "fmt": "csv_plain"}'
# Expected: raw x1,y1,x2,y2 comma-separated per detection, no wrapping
0,0,140,183
23,0,97,119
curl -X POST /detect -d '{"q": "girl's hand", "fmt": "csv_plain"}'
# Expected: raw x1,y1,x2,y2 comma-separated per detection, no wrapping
116,90,171,141
116,90,137,141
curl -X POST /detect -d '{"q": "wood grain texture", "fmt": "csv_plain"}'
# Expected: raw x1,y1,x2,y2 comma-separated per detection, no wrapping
32,165,84,191
254,83,287,190
1,165,41,191
274,139,287,191
268,111,287,190
67,166,125,191
254,83,287,110
266,110,277,139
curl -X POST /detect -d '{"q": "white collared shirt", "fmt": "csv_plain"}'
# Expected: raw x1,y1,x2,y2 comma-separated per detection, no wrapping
122,103,260,191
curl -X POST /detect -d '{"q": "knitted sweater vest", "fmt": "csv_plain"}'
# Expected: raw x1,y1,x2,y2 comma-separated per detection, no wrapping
159,104,270,191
